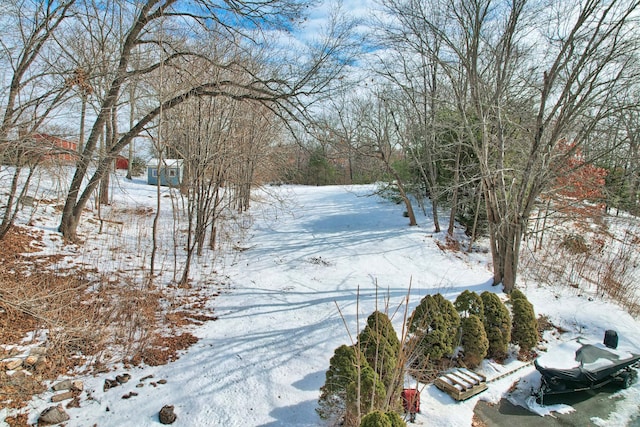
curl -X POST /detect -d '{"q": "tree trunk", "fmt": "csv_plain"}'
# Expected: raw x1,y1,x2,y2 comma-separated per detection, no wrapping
448,143,462,236
126,82,136,180
0,165,37,240
396,179,417,227
99,115,111,206
79,94,87,154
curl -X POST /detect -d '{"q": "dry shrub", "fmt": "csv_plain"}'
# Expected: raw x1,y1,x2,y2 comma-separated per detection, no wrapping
131,332,199,366
561,234,589,254
89,279,160,358
521,222,640,318
0,227,152,407
3,413,29,427
405,332,455,383
0,370,47,410
0,266,105,372
117,206,154,216
599,256,640,317
435,236,462,252
537,315,568,336
0,226,217,411
166,311,218,326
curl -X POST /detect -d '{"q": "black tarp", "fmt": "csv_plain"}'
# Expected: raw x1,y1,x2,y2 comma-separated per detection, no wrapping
535,341,640,387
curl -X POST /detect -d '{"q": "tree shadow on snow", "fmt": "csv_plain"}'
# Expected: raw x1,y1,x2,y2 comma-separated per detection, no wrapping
259,398,321,427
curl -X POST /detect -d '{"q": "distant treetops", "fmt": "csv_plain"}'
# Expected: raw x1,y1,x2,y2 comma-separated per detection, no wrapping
318,289,539,426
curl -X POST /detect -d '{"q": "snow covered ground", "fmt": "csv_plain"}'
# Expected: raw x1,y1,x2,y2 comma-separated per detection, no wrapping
2,176,640,426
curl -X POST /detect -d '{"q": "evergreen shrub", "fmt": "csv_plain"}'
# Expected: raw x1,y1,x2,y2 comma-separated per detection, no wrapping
510,295,539,353
359,410,406,427
358,311,401,390
360,410,392,427
460,314,489,368
454,290,484,320
408,294,460,368
481,292,511,359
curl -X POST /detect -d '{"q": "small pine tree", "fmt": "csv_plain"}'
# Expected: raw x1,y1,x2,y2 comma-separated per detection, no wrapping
435,294,461,343
385,411,406,427
460,314,489,368
346,362,387,424
509,288,527,302
481,292,511,359
511,297,539,353
359,410,406,427
409,294,461,362
318,344,387,427
358,311,401,390
454,290,484,320
318,345,359,421
360,410,392,427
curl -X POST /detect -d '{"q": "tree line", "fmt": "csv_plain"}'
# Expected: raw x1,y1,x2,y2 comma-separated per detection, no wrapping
0,0,354,244
2,0,639,293
288,0,640,293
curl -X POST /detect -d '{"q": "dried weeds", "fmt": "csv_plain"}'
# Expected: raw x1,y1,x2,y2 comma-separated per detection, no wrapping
0,226,218,410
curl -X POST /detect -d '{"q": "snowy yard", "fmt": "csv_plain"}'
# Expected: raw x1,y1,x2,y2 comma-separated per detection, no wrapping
2,181,640,426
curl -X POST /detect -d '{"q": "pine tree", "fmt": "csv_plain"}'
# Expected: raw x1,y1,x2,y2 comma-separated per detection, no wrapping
358,311,401,390
481,292,511,359
454,290,484,320
385,411,406,427
409,294,460,362
346,363,387,425
510,296,539,353
509,288,527,302
318,344,359,421
460,314,489,368
360,410,392,427
359,410,406,427
318,344,387,426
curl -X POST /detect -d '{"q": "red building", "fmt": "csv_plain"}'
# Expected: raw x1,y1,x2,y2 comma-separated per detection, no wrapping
115,155,129,170
32,133,78,163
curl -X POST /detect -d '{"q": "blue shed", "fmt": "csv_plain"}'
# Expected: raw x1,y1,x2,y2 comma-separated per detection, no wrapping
147,158,184,187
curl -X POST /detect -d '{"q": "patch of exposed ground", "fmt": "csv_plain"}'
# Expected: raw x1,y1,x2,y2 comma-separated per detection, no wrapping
0,225,218,411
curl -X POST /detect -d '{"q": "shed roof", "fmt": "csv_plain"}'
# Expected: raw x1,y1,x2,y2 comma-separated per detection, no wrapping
147,158,183,168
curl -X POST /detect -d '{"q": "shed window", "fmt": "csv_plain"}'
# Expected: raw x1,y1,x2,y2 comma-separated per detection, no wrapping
152,169,158,177
168,169,176,177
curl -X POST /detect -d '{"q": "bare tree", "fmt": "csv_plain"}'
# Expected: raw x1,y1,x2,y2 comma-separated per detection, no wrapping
57,0,354,241
159,55,282,285
383,0,640,292
0,0,76,239
360,88,419,226
374,0,453,232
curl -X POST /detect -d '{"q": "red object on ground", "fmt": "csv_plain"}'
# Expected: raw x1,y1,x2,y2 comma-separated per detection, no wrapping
401,388,420,413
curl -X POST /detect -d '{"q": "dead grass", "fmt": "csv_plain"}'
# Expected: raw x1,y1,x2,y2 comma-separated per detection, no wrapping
521,217,640,317
435,235,462,252
0,226,217,410
3,413,29,427
131,332,199,366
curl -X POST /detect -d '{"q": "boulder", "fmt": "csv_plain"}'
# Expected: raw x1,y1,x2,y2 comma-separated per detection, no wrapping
159,405,177,424
4,358,23,370
116,373,131,384
24,355,39,366
104,378,119,391
38,405,70,425
52,379,73,391
51,391,74,403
